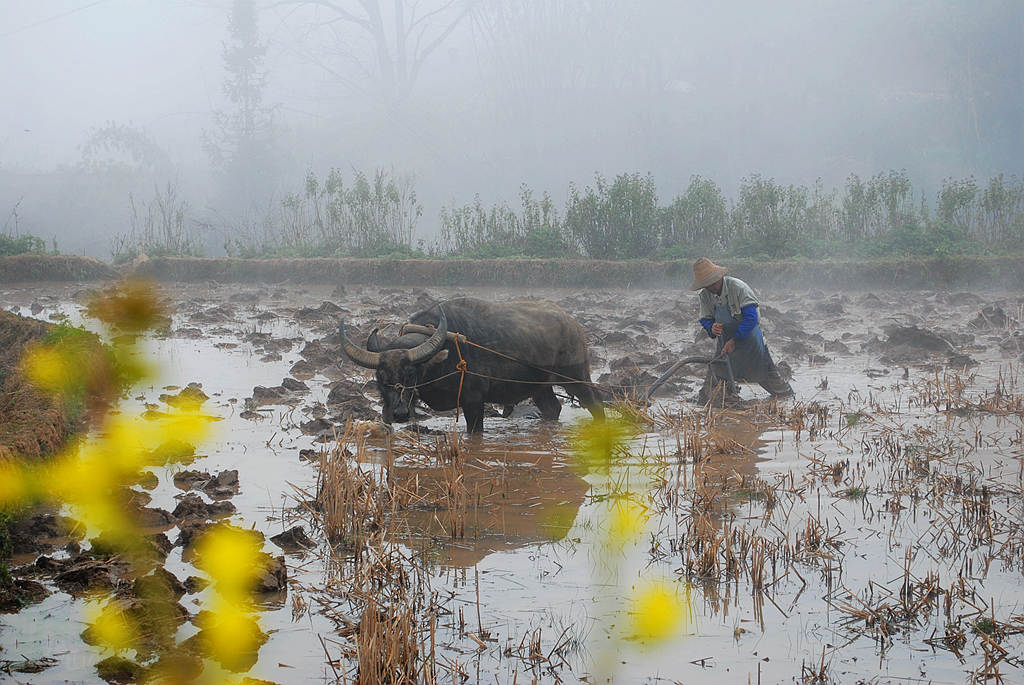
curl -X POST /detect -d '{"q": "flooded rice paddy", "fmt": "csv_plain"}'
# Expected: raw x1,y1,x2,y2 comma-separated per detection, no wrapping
2,281,1023,684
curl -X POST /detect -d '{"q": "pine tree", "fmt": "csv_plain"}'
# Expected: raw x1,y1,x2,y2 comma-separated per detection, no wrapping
205,0,278,211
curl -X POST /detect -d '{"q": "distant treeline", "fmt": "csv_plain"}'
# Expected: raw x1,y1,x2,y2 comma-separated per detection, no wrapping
437,171,1024,260
103,169,1024,262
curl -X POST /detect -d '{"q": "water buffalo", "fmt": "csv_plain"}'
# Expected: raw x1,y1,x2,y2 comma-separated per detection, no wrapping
339,297,605,433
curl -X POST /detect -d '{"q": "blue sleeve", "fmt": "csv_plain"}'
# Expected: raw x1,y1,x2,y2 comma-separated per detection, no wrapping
735,304,758,340
699,317,715,337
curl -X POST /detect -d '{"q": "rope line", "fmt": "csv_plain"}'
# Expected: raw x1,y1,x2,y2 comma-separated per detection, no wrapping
454,333,468,423
389,326,713,400
401,323,601,388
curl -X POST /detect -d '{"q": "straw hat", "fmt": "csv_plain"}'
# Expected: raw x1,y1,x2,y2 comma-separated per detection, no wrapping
689,257,727,290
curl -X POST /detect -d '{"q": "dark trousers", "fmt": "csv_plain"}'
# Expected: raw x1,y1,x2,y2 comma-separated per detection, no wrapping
697,344,792,403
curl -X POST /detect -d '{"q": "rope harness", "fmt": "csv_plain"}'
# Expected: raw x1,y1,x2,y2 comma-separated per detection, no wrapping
391,323,729,410
454,333,468,423
398,327,598,393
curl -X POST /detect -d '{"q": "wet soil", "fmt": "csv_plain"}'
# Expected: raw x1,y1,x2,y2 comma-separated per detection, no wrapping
0,280,1022,683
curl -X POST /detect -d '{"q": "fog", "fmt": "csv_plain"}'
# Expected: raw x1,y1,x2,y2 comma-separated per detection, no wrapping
2,0,1022,256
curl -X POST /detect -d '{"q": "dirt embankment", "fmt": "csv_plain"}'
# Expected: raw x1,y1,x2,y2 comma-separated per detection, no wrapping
0,255,119,282
109,255,1024,289
0,311,73,460
3,254,1024,288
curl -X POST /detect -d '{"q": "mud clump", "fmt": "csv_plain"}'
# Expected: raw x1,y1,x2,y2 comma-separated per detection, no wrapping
298,339,337,369
245,380,308,409
270,526,314,553
289,359,317,379
148,439,197,466
248,385,289,406
598,367,660,399
0,656,58,674
54,558,127,596
172,493,236,522
0,578,50,613
88,531,173,568
134,567,187,602
299,417,336,440
280,377,308,392
201,469,239,498
325,379,377,421
129,506,176,531
877,325,955,363
173,469,212,490
95,655,144,684
255,555,288,594
970,304,1016,329
159,383,209,409
5,507,82,556
175,520,213,554
295,300,346,322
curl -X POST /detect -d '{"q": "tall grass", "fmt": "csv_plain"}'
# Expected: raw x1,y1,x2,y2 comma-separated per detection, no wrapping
206,169,1024,260
436,171,1024,260
225,168,422,258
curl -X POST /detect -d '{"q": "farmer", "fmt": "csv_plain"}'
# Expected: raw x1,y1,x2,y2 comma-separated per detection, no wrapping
690,257,793,403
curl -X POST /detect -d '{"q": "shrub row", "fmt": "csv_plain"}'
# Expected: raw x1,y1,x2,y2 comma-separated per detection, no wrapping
114,169,1024,261
436,171,1024,260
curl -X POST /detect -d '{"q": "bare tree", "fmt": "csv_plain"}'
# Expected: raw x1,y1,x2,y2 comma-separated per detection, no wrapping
273,0,478,107
469,0,682,95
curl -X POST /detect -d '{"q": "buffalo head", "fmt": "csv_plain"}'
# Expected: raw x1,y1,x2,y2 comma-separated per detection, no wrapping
339,308,448,424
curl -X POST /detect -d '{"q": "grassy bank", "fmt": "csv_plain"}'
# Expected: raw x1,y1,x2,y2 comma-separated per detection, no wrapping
122,255,1024,289
0,254,119,282
3,253,1021,289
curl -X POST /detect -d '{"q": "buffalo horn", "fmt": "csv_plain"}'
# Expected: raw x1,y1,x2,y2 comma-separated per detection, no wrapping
339,319,381,369
401,324,463,342
406,307,448,364
367,327,383,352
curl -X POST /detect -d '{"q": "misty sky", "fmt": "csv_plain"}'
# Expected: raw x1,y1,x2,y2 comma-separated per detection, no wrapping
2,0,1022,254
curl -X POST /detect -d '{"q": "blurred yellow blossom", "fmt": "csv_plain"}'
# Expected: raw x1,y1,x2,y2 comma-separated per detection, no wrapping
5,276,275,679
628,580,689,643
0,462,27,506
569,416,637,474
21,345,77,396
197,600,268,673
86,601,140,651
195,524,266,601
155,409,215,447
86,279,168,333
607,498,649,547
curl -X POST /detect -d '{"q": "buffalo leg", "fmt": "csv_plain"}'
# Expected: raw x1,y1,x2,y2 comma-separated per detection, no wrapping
461,397,486,433
533,387,562,421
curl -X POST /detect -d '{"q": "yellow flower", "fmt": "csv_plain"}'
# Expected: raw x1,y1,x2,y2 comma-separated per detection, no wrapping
0,462,27,506
86,601,139,651
198,600,267,673
607,498,649,546
21,345,77,396
628,580,689,643
194,524,266,600
85,279,167,333
569,417,636,474
155,409,215,448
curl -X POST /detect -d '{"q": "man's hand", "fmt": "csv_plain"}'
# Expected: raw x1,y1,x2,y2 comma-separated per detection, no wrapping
711,322,724,336
721,338,736,355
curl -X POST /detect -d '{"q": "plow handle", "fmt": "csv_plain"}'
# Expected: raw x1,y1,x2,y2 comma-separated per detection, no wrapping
642,356,714,404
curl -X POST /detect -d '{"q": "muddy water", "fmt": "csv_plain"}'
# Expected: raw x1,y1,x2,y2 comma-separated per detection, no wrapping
1,282,1022,683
